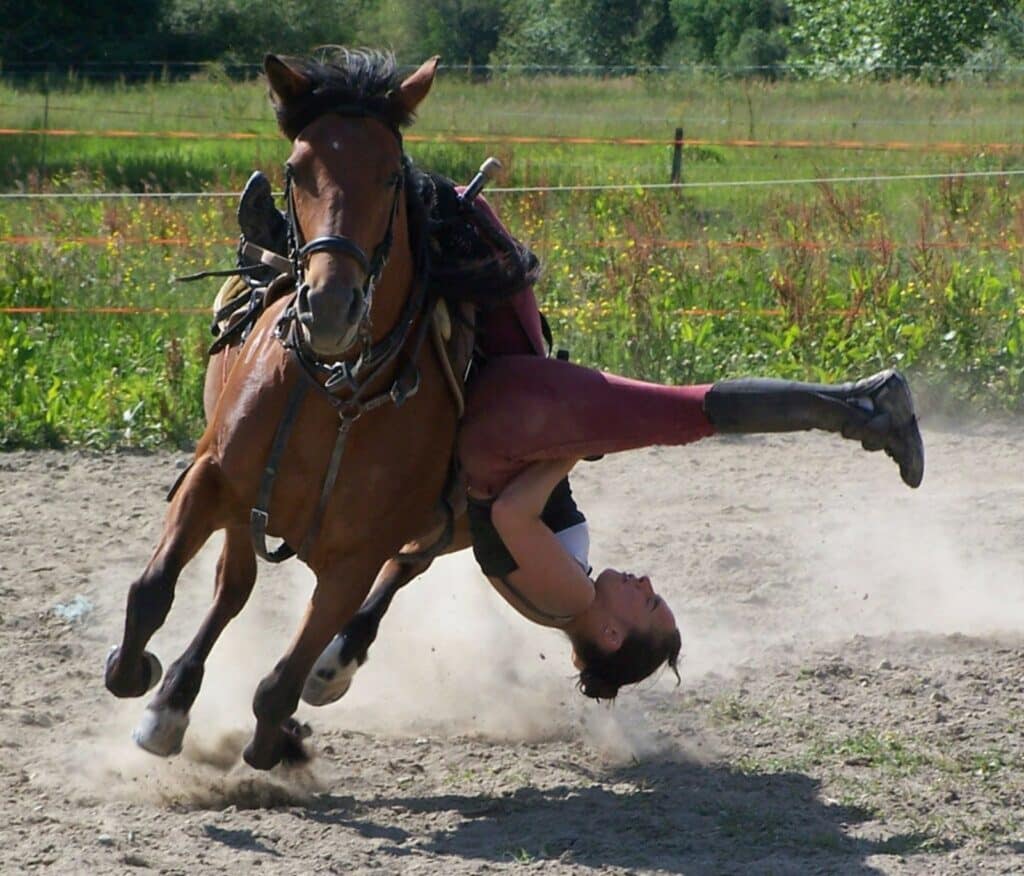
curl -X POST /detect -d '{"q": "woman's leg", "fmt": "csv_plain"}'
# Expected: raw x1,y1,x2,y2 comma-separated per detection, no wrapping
475,287,548,358
460,356,714,494
703,370,923,487
459,357,923,495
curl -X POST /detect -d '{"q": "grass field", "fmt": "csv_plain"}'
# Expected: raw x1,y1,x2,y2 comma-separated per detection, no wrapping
1,69,1022,447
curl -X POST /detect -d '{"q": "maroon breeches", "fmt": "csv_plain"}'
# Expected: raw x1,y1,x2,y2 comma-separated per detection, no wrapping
461,202,716,495
459,354,715,495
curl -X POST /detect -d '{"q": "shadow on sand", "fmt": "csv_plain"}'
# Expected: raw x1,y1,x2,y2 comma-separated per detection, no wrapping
303,757,954,874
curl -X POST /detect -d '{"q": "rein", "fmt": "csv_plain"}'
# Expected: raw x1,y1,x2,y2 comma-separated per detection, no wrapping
250,112,434,564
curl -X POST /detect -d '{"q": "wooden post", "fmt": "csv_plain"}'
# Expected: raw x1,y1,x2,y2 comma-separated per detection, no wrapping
671,126,683,184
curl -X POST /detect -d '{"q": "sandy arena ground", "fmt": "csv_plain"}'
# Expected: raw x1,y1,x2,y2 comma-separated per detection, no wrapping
1,418,1022,874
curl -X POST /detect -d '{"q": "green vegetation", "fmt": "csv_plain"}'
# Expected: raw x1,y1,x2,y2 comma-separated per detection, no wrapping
4,0,1022,76
1,73,1022,448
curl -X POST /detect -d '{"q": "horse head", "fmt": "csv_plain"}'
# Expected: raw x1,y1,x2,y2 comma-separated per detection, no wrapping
265,51,439,359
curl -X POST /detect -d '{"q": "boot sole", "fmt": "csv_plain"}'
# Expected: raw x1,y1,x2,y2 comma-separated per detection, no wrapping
881,371,924,488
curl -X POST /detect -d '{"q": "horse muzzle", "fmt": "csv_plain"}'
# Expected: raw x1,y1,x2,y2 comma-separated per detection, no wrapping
295,282,370,358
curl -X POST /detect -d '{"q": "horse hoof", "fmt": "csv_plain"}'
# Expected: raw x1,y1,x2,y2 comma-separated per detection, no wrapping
242,740,279,771
141,652,163,692
301,637,359,706
105,646,164,698
132,706,188,757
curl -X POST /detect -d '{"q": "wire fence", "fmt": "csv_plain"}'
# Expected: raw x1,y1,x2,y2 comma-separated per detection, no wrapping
2,167,1022,201
0,99,1016,130
5,60,1024,77
1,125,1021,155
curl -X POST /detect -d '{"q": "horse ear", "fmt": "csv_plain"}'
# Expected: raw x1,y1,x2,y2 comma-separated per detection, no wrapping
264,54,312,106
394,56,440,116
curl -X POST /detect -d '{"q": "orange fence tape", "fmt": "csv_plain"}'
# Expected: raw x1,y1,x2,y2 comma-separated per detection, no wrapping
0,304,811,318
0,306,208,314
0,235,235,246
3,303,1019,318
2,233,1019,252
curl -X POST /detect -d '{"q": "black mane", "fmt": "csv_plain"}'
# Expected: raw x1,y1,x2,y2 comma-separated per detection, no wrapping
272,49,413,140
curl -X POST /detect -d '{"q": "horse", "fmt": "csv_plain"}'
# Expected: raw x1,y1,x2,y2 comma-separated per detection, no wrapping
104,50,464,770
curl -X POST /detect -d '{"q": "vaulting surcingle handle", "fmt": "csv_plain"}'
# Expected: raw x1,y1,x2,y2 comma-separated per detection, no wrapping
459,156,503,205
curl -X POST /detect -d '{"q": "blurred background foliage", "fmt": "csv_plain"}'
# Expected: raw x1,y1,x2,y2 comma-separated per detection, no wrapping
2,0,1022,78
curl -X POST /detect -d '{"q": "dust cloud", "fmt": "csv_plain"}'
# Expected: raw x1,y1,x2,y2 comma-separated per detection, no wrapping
69,425,1022,798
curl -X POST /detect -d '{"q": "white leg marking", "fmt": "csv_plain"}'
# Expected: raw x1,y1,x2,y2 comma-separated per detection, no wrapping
301,635,361,706
133,706,189,757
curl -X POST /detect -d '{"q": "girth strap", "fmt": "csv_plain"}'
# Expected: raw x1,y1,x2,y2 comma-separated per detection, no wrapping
298,407,357,562
250,376,309,563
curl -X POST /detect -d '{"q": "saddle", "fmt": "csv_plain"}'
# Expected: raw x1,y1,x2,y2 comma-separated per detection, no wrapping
210,169,506,418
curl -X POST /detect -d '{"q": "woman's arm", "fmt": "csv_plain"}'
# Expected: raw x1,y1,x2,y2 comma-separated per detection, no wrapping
488,459,594,623
492,457,578,518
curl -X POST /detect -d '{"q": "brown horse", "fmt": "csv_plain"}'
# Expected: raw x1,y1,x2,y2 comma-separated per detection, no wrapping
104,51,461,770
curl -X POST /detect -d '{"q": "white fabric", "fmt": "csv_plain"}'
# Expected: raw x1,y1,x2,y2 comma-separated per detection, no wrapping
555,521,591,574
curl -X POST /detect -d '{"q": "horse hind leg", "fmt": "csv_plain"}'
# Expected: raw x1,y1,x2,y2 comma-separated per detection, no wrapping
301,512,470,707
133,524,257,757
105,456,224,700
301,556,431,706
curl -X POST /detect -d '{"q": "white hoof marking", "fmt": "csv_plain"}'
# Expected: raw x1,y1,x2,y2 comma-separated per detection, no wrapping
301,636,360,706
133,706,188,757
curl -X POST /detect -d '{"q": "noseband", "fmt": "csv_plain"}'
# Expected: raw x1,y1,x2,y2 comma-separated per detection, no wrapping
283,150,405,326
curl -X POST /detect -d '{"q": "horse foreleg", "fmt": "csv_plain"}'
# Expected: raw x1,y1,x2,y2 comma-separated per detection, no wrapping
132,524,257,756
105,457,224,699
301,513,471,706
243,552,381,770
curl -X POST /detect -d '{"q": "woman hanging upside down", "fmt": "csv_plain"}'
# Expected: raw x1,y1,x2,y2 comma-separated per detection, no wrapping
303,198,925,703
458,346,922,700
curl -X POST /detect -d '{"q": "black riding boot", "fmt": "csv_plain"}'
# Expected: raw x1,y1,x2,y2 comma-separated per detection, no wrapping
703,369,924,488
236,171,290,284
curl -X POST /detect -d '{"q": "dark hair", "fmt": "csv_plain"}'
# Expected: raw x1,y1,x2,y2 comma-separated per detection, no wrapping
573,627,682,701
271,49,413,141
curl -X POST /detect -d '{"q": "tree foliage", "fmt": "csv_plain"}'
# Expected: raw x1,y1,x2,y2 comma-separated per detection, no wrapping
0,0,1021,77
0,0,165,64
495,0,674,67
789,0,1011,77
669,0,789,70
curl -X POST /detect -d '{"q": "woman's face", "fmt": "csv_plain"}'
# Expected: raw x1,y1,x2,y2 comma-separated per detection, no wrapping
592,567,677,645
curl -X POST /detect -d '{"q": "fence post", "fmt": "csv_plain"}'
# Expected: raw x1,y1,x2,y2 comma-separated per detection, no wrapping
670,126,683,184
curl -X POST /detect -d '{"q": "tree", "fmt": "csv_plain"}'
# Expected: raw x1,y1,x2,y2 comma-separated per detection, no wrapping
789,0,1010,78
159,0,365,63
491,0,588,67
669,0,790,70
493,0,675,68
0,0,165,64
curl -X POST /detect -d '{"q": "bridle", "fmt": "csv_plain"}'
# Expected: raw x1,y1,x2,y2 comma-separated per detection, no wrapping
252,105,438,564
283,151,405,357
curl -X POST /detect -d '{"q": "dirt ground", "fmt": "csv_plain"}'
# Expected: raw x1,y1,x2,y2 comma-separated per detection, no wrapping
2,417,1023,875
